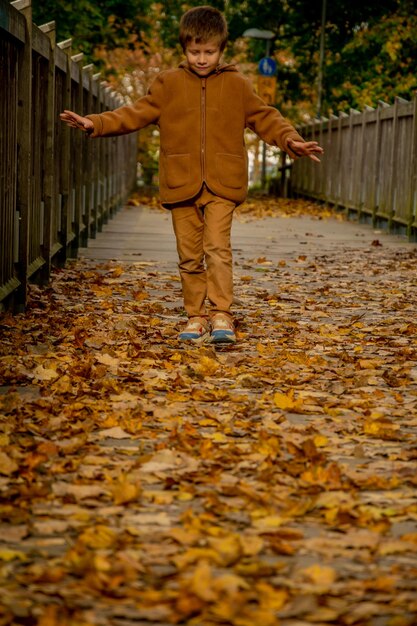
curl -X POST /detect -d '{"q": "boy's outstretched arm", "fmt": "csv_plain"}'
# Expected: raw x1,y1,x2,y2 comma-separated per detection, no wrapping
60,110,94,134
287,139,324,163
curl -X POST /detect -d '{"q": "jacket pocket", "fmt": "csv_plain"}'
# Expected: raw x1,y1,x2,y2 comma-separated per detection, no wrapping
216,153,246,189
164,154,190,189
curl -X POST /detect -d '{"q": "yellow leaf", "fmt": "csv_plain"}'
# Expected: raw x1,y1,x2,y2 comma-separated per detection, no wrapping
0,451,18,475
313,434,328,448
93,553,112,572
110,478,140,505
95,353,120,368
385,39,400,61
133,290,149,301
188,560,217,602
210,432,229,442
368,411,385,420
378,540,417,556
166,391,188,402
78,525,118,549
256,581,288,610
195,355,220,376
232,607,279,626
33,364,59,381
209,598,238,621
208,534,242,565
257,435,280,456
273,389,302,411
301,564,337,586
173,547,222,570
109,266,124,277
300,462,342,487
358,358,383,369
177,491,194,501
252,515,284,530
212,572,249,594
143,489,175,505
364,420,399,438
168,527,201,546
0,549,26,562
240,535,264,556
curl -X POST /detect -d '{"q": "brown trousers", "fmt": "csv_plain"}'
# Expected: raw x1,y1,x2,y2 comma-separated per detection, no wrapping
170,186,236,318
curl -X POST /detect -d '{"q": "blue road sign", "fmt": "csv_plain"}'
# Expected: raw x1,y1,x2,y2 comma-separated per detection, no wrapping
258,57,277,76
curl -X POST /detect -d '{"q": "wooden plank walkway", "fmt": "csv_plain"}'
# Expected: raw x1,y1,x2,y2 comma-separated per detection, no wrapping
78,203,413,265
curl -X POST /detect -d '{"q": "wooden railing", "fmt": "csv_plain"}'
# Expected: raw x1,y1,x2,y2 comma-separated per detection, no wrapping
0,0,137,312
290,97,417,238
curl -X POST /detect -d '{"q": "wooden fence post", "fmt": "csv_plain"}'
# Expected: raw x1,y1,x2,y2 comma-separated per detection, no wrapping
407,93,417,238
357,106,369,219
90,72,101,238
347,108,360,216
104,86,113,220
369,101,387,224
10,0,32,312
38,20,56,283
327,114,338,205
56,38,72,265
387,97,400,229
0,4,22,310
318,116,327,200
337,111,348,213
359,105,374,222
70,52,85,253
82,63,94,240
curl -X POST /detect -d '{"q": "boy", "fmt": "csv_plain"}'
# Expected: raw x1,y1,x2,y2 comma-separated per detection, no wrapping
60,5,323,345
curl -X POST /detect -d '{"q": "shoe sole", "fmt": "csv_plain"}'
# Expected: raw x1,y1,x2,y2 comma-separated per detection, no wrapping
179,332,210,345
210,332,236,344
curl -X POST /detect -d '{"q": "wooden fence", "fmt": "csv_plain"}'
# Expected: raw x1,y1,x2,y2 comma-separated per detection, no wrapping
290,96,417,238
0,0,137,312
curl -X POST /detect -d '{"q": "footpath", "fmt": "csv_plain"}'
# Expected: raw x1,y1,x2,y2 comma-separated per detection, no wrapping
1,197,417,626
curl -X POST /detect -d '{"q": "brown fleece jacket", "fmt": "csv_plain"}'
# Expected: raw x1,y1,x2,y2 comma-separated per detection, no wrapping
87,62,304,206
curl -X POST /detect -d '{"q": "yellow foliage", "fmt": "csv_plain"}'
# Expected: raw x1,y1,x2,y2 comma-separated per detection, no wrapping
78,525,118,550
273,389,303,411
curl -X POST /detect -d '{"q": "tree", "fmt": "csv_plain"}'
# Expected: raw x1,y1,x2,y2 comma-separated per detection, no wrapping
326,6,417,111
225,0,409,119
31,0,154,61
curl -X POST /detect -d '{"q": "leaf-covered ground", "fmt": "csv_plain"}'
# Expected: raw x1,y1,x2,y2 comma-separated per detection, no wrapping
1,198,417,626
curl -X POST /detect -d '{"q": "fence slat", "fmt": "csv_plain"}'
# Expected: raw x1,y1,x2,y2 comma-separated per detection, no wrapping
410,96,417,233
38,20,56,282
13,0,32,311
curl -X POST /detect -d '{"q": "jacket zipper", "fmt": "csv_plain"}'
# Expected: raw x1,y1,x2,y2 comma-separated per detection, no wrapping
201,78,206,183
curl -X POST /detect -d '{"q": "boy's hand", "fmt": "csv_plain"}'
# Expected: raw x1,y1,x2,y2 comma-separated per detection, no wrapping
288,139,324,163
60,110,94,134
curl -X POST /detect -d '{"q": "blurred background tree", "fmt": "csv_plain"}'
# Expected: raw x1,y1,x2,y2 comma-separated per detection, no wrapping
31,0,417,118
30,0,417,185
32,0,154,59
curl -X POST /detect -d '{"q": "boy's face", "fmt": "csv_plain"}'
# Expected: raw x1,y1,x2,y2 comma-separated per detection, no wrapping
185,38,222,76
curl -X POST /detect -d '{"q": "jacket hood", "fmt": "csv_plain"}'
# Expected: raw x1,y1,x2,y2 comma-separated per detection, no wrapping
179,61,238,75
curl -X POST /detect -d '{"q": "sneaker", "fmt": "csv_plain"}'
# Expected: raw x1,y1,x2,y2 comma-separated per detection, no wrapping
210,313,236,344
178,317,210,344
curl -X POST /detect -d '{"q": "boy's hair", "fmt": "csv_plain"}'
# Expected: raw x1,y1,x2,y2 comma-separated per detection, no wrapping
179,6,228,52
